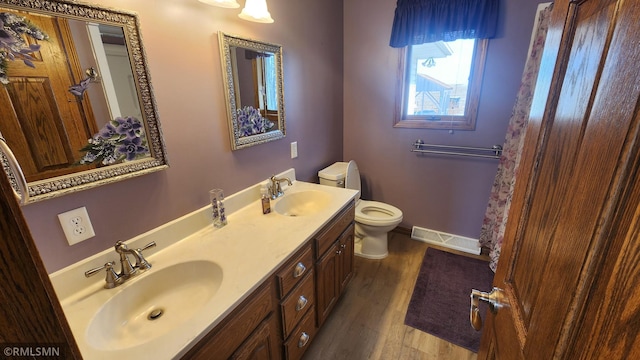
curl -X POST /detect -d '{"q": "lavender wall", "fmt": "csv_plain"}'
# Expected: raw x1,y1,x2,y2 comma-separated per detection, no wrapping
343,0,542,238
21,0,543,273
21,0,344,273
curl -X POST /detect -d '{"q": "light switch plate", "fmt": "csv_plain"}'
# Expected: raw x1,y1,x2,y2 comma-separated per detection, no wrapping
291,141,298,159
58,207,96,245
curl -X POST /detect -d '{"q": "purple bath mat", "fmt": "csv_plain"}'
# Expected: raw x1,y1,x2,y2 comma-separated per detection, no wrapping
404,247,494,352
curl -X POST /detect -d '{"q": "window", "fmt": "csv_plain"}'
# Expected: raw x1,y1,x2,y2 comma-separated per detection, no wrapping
394,38,488,130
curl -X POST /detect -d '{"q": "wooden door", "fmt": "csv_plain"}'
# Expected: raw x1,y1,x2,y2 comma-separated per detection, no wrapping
0,10,97,182
0,149,81,357
477,0,640,358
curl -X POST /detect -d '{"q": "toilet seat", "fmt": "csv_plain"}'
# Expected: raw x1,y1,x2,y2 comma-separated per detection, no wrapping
356,200,403,226
316,160,403,260
344,160,403,226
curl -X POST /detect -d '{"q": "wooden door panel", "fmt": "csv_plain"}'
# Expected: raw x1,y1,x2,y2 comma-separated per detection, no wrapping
5,78,73,170
525,0,640,355
0,10,97,182
570,158,640,358
511,0,618,326
481,0,640,358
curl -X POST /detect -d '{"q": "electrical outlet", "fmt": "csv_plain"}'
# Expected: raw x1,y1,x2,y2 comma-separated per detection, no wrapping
58,207,95,245
291,141,298,159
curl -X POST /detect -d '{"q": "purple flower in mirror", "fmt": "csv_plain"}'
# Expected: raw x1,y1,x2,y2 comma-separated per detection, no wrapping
117,136,148,161
236,106,275,137
98,123,118,139
79,116,150,165
0,12,48,85
68,77,92,97
80,137,118,165
114,116,143,137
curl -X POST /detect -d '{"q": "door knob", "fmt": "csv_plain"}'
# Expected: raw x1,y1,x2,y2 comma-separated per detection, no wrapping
470,287,506,331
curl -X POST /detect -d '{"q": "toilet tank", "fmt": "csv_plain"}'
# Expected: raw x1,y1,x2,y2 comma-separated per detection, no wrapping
318,162,348,188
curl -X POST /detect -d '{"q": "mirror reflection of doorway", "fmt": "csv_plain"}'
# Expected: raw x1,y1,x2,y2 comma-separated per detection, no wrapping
0,11,98,182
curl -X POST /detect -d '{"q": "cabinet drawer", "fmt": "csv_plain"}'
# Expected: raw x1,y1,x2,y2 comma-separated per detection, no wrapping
281,270,315,336
283,306,317,360
276,245,313,298
314,201,355,258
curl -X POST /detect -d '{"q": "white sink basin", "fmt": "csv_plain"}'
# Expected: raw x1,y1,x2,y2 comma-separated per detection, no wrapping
85,260,223,351
274,190,332,216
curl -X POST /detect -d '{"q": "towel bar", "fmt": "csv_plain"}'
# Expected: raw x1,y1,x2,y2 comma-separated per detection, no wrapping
411,139,502,159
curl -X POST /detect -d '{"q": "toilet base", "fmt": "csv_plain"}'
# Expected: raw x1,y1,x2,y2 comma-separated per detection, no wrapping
354,226,389,259
354,244,388,259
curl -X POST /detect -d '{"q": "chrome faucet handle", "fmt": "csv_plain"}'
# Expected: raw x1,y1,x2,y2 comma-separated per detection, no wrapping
131,241,156,271
85,261,123,289
114,241,137,278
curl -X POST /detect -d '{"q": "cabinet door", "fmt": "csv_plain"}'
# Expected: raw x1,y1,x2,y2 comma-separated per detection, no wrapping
183,283,275,359
231,314,278,360
337,224,354,294
315,242,339,327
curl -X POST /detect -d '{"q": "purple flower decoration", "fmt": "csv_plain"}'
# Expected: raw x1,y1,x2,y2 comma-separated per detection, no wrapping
0,12,48,85
98,123,118,139
79,116,150,165
236,106,275,137
114,116,143,137
68,77,92,97
117,136,148,161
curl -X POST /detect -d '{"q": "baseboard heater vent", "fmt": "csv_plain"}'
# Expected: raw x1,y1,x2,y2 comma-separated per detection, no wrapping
411,226,481,255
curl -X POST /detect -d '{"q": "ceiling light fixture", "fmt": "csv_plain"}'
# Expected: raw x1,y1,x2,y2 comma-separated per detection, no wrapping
238,0,274,23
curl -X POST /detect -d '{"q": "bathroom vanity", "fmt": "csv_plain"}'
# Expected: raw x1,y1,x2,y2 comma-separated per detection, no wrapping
185,202,354,359
50,170,358,359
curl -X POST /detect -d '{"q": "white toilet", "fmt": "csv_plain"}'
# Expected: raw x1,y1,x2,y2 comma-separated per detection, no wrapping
318,161,403,259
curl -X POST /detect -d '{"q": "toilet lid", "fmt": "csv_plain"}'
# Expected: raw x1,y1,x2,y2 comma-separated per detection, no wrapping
345,160,361,199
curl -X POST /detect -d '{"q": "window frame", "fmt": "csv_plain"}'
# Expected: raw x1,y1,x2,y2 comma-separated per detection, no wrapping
393,38,489,130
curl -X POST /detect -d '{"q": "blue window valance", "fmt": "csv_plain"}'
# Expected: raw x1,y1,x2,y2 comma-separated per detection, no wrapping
389,0,499,48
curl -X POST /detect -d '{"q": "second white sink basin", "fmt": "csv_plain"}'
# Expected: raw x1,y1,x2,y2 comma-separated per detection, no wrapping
85,260,223,351
274,190,331,216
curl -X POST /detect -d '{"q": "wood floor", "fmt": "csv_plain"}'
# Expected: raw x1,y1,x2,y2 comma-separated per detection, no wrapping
303,231,484,360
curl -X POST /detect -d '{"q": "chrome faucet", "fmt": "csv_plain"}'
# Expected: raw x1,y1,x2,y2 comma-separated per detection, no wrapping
115,240,156,278
84,240,156,289
269,175,292,199
115,241,137,279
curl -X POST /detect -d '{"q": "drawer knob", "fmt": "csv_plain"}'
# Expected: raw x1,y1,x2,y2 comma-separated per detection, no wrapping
293,262,307,278
296,295,308,311
298,332,310,348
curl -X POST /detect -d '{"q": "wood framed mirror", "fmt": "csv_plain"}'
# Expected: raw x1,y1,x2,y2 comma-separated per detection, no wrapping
218,32,286,150
0,0,168,204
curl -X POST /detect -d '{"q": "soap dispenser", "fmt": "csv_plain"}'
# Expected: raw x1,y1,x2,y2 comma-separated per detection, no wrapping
261,186,271,214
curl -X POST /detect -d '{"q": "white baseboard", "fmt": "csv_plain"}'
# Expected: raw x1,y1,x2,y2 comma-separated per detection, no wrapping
410,226,481,255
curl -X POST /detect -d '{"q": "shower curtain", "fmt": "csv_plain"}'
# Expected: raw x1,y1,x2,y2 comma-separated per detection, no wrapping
479,4,552,272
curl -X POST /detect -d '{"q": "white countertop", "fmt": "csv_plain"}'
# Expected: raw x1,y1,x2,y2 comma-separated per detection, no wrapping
50,169,357,359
